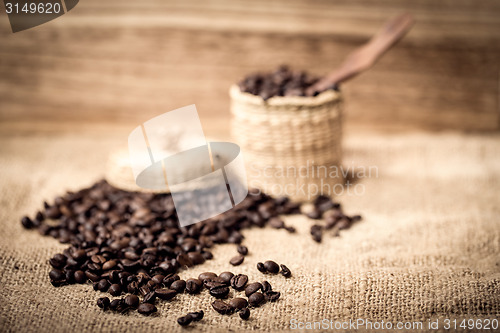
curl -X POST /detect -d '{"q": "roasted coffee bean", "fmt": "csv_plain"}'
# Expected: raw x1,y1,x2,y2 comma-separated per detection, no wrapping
102,260,117,271
186,278,202,294
237,245,248,255
280,264,292,278
155,288,177,301
230,254,244,266
72,249,87,261
264,291,281,302
97,297,110,310
143,291,157,304
187,310,204,321
218,272,234,284
124,294,139,307
74,270,86,284
211,300,234,315
187,252,205,265
85,271,99,282
239,307,250,320
198,272,217,282
21,216,34,229
49,254,67,268
257,262,266,273
109,298,121,310
127,281,139,294
97,279,110,292
177,315,192,326
230,274,248,291
170,280,186,293
264,260,280,274
261,281,272,293
306,210,322,220
248,292,265,307
162,274,180,287
269,217,285,229
284,225,296,233
138,303,157,315
228,297,248,310
310,225,323,243
209,285,230,298
109,284,121,296
245,282,263,297
49,269,65,282
204,280,226,290
151,274,164,285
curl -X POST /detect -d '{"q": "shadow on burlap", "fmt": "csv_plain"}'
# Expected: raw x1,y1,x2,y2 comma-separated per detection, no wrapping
0,129,499,332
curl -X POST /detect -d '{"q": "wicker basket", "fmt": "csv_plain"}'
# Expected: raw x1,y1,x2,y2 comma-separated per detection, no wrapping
230,84,343,201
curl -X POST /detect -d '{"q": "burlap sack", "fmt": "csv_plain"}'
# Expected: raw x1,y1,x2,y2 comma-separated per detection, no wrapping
1,128,499,333
230,85,343,201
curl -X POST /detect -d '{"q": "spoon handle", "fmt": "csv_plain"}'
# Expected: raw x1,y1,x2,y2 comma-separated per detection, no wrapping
306,13,415,96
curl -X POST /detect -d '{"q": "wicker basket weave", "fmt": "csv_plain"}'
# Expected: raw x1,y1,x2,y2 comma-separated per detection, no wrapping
230,84,343,201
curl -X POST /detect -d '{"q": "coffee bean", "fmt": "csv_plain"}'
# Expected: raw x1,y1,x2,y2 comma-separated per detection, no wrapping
230,274,248,291
245,282,263,297
138,303,157,315
102,260,117,271
311,225,323,243
264,261,280,274
257,262,266,273
97,297,110,310
198,272,217,282
280,264,292,278
269,217,284,229
85,271,99,282
237,245,248,255
72,249,87,261
143,291,157,304
74,270,86,284
49,254,66,269
49,269,65,282
306,210,322,220
264,291,281,302
109,298,121,310
261,281,272,293
219,271,234,284
162,273,180,287
177,315,192,326
186,278,202,294
109,284,121,296
229,297,248,310
155,288,176,301
211,300,234,315
97,279,110,292
209,285,230,298
230,254,244,266
151,274,165,285
124,294,139,307
187,310,204,321
239,307,250,320
248,292,265,307
21,216,34,229
170,280,186,293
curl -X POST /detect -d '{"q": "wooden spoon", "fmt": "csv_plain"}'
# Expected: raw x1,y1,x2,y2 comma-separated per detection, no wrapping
306,13,415,96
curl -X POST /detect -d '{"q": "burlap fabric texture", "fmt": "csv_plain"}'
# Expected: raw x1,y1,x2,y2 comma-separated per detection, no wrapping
230,85,343,201
0,127,499,333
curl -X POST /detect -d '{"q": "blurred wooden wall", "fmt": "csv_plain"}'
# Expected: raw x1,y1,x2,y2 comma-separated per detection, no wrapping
1,0,499,134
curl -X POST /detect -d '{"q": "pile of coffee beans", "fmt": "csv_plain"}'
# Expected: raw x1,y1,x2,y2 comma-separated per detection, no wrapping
21,179,360,323
237,65,339,100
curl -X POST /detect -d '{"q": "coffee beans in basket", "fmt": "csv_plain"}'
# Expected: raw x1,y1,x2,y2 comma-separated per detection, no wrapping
237,65,339,100
21,179,361,324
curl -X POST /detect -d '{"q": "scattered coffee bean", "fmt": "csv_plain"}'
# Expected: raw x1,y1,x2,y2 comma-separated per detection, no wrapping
198,272,217,282
269,217,285,229
97,279,110,292
230,254,244,266
124,294,139,308
97,297,110,310
264,261,280,274
177,315,192,326
310,225,323,243
109,284,121,296
280,264,292,278
264,291,281,302
239,307,250,320
155,288,177,301
261,281,272,293
237,245,248,256
230,274,248,291
170,280,186,293
218,271,234,284
143,291,156,304
248,292,266,307
212,300,234,315
21,216,34,229
245,282,263,297
187,310,204,321
229,297,248,310
186,278,202,294
137,303,157,315
257,262,266,273
209,285,230,299
74,270,86,284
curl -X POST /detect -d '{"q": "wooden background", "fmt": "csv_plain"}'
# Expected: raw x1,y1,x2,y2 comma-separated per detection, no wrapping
1,0,500,136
